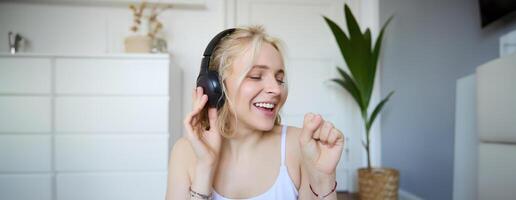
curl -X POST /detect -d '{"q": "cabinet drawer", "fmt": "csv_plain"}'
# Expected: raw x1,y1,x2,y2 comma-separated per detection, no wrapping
478,143,516,200
0,97,51,133
55,134,168,171
55,97,168,133
0,58,51,94
0,135,52,172
55,58,168,95
0,174,52,200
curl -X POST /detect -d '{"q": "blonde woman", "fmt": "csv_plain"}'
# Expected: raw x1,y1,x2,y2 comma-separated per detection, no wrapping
166,26,345,200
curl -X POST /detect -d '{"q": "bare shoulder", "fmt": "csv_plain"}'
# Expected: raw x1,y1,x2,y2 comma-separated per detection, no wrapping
286,126,303,135
171,137,196,164
284,125,304,189
165,137,196,199
171,136,194,154
286,126,303,145
168,137,196,180
285,126,304,159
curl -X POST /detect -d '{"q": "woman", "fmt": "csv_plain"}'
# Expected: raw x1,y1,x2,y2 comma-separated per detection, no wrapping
166,25,345,200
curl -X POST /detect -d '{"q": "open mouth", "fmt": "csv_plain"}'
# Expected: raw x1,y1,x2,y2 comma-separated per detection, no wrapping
253,102,276,117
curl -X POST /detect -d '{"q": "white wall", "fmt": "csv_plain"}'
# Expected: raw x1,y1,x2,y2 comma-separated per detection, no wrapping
0,1,227,136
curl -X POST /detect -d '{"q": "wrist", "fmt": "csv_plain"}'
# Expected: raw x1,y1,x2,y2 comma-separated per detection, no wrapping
303,164,336,184
191,164,216,195
309,181,337,199
309,175,336,192
304,166,336,194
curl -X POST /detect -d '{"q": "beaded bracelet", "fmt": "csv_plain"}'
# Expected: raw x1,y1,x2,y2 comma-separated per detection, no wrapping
309,181,337,199
189,187,212,200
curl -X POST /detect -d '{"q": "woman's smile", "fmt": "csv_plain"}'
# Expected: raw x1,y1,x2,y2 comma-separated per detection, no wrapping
252,101,277,118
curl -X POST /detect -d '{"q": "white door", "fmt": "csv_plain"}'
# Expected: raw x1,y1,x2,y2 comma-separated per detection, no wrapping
225,0,379,192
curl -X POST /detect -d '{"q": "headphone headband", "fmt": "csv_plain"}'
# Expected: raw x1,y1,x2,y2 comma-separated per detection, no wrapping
197,28,236,109
199,28,235,74
203,28,236,56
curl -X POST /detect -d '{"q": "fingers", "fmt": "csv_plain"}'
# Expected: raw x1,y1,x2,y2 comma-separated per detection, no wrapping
319,121,334,144
195,95,208,113
313,124,321,140
208,108,218,131
302,113,344,147
192,87,208,113
327,128,339,145
193,87,206,109
300,113,323,144
184,87,208,143
183,112,198,142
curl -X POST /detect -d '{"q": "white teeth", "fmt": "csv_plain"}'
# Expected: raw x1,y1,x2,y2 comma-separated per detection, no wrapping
254,102,275,109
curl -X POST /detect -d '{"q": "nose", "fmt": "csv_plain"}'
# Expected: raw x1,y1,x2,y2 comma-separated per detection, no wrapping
265,76,282,95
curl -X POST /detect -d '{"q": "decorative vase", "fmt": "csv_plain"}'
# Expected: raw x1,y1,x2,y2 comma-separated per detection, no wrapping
150,37,168,53
124,35,152,53
358,167,400,200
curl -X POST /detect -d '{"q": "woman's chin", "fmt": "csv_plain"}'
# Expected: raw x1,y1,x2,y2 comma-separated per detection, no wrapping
253,118,276,131
243,108,278,131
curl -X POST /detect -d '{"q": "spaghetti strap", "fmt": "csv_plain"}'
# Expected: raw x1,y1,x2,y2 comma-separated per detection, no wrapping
281,125,287,166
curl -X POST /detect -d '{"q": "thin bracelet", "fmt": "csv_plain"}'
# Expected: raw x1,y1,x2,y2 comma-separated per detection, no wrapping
189,187,212,200
309,181,337,199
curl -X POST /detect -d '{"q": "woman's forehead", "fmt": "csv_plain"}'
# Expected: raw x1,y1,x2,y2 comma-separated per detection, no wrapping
233,42,284,73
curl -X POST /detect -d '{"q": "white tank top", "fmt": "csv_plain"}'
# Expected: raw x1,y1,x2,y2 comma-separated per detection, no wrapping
212,125,299,200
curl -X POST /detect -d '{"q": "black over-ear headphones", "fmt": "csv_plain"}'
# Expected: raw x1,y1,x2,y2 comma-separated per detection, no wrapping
196,28,236,109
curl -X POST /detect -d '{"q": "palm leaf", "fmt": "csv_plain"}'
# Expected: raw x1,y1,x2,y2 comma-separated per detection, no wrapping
332,67,364,110
323,16,350,61
342,4,374,108
366,91,394,131
372,16,393,75
344,5,362,40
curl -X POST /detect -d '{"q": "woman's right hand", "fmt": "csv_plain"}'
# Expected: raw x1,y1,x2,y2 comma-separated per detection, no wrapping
183,87,222,167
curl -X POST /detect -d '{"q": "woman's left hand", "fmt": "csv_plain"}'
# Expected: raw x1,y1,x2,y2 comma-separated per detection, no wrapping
299,113,345,177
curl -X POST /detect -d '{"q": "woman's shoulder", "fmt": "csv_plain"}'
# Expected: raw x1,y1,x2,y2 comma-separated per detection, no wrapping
169,137,196,176
285,125,302,134
171,136,196,162
273,124,302,146
283,125,304,189
285,125,303,142
284,125,303,157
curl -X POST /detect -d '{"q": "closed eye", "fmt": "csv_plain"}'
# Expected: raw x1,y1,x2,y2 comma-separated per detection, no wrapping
248,76,284,84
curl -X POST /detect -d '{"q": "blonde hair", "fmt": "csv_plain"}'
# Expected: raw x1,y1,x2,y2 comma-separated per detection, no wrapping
195,25,286,138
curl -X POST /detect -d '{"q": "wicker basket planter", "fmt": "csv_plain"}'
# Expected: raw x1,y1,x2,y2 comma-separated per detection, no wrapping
358,168,400,200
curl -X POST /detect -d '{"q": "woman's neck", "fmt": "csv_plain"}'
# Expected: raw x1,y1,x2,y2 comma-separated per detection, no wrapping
220,123,276,163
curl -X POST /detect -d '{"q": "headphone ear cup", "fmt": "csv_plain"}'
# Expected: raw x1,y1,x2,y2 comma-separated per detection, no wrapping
197,71,225,109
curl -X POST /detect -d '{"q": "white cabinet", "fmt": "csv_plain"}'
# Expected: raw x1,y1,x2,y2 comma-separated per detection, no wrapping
454,53,516,200
0,53,179,200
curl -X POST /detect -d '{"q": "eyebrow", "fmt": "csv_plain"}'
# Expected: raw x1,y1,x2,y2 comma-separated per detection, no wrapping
252,65,285,74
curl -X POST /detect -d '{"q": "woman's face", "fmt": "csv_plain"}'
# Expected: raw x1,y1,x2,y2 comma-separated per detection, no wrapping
225,42,288,131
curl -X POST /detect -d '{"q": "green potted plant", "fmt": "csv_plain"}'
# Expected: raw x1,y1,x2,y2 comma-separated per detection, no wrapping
323,4,399,200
